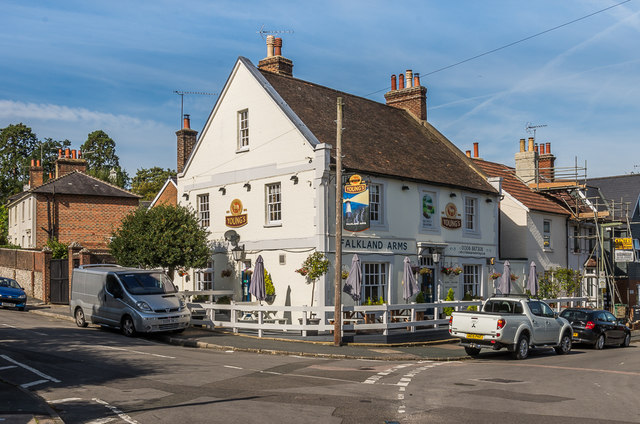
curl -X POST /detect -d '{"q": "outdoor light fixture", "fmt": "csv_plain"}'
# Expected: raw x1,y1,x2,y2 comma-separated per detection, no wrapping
182,193,189,200
402,185,410,191
231,244,245,262
432,252,441,264
218,187,226,195
449,192,457,198
290,174,299,184
243,182,251,191
486,198,493,203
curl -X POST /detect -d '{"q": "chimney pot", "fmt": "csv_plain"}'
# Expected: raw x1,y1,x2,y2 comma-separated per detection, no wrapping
183,114,191,129
72,149,77,159
398,74,405,90
413,72,420,87
527,137,534,152
466,150,471,158
274,37,282,56
65,148,70,158
266,35,275,58
391,75,397,91
58,148,62,158
405,70,413,88
473,142,479,158
31,159,35,167
36,160,40,167
519,138,525,152
545,142,551,154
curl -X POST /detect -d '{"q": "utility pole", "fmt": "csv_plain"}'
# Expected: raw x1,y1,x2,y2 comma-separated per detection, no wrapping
334,97,343,346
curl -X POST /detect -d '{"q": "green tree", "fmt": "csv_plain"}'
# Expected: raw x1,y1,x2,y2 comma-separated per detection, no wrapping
0,204,8,245
131,167,176,201
81,130,129,188
0,123,39,202
109,205,210,278
40,137,71,178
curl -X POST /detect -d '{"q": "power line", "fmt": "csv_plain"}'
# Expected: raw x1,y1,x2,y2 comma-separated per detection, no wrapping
364,0,631,97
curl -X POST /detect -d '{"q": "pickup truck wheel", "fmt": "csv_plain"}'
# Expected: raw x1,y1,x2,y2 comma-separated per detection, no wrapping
594,334,605,350
464,347,481,357
554,332,572,355
512,334,529,360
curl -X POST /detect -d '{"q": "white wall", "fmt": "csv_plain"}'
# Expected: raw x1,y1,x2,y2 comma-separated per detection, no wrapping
8,196,35,248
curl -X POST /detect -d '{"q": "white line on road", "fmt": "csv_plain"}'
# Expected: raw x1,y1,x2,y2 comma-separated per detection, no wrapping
0,365,17,370
20,379,49,388
93,398,139,424
49,398,82,404
1,324,17,328
95,345,176,359
224,365,243,370
87,418,116,424
0,354,61,383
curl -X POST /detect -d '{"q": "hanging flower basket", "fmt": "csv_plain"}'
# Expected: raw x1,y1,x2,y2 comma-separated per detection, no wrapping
176,267,188,277
419,267,432,275
510,274,519,281
490,272,501,280
411,265,420,274
453,267,463,275
295,267,309,277
221,269,232,277
441,266,453,275
341,270,349,280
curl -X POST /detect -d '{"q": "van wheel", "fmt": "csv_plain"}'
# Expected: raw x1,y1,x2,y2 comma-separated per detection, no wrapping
464,347,481,357
512,334,529,360
554,332,572,355
121,316,136,337
75,307,88,328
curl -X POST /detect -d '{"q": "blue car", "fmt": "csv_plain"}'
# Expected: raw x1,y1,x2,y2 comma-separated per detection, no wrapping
0,277,27,311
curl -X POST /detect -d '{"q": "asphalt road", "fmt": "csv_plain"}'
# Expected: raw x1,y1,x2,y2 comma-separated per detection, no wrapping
1,308,639,423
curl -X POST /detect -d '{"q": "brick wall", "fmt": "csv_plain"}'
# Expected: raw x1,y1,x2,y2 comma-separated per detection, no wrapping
152,182,177,207
0,248,44,298
384,86,427,122
176,128,198,174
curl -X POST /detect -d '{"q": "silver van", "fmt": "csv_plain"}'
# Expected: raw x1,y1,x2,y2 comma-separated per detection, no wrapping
69,265,190,336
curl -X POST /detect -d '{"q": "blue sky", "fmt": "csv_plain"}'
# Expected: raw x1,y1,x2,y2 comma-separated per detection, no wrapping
1,0,639,178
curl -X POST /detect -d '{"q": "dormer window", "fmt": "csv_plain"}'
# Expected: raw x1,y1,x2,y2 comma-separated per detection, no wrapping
237,109,249,150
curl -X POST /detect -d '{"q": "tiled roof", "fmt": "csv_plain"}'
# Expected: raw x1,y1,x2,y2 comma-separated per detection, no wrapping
7,171,139,206
259,70,496,194
587,174,640,220
473,159,569,215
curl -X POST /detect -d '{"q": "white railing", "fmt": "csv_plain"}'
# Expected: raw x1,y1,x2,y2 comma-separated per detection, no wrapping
183,295,589,338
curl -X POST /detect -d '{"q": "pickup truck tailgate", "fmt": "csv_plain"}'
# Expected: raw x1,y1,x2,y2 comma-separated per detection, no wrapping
450,313,499,336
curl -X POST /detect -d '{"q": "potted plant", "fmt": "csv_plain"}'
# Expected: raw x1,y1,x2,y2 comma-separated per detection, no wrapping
296,252,329,309
442,288,455,317
264,268,276,304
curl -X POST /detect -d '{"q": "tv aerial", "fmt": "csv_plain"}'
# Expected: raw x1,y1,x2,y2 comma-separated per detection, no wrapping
173,90,218,127
525,122,547,142
257,24,294,40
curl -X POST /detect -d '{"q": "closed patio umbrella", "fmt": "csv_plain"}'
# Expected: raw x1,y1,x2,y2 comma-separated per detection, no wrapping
249,255,266,303
343,254,362,302
526,261,538,296
402,257,419,303
498,260,511,295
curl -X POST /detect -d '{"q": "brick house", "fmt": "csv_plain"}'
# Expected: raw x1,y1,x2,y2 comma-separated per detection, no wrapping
149,177,177,208
7,149,140,250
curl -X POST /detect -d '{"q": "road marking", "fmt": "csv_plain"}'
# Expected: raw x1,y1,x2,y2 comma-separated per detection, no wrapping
1,324,17,328
93,398,139,424
21,379,49,388
2,323,47,336
96,345,176,359
490,362,640,377
0,354,61,383
87,418,116,424
0,365,17,370
224,365,243,370
49,398,82,404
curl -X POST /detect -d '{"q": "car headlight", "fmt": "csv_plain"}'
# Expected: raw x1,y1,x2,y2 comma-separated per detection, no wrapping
136,301,152,312
179,299,186,310
19,294,26,299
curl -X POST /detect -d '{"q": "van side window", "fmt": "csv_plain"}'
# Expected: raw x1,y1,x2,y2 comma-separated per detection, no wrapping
106,275,122,297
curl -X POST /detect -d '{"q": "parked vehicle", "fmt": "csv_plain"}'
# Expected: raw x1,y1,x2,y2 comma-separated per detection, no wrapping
0,277,27,311
69,265,190,336
559,308,631,349
449,295,573,359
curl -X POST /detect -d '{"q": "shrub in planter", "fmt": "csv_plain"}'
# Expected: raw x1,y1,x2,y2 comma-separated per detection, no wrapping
443,288,455,316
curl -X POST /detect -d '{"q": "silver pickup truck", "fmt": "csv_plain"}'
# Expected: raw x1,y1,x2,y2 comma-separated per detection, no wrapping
449,295,573,359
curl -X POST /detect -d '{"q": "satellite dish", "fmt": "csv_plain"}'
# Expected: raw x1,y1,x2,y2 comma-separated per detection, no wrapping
224,230,240,245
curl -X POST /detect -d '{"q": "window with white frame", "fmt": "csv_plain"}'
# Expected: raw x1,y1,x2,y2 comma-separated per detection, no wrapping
420,190,437,229
266,183,281,224
463,265,480,297
197,259,214,290
543,219,551,249
464,196,477,232
362,262,387,303
198,194,210,227
369,183,383,224
238,109,249,149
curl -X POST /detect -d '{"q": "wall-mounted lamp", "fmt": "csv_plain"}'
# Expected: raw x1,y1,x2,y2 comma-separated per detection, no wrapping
243,182,251,191
432,252,441,264
290,174,299,184
182,193,189,200
218,187,226,195
231,244,245,262
449,192,457,198
486,198,493,203
402,185,410,191
305,156,313,163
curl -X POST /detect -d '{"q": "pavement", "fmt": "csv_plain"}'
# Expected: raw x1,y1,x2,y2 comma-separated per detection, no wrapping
8,299,640,424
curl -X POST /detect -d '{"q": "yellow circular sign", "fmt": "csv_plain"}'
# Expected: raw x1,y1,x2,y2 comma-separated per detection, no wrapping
230,199,243,216
445,202,457,218
349,174,362,185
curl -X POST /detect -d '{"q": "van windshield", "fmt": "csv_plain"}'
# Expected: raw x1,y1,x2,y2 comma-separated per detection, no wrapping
117,272,175,295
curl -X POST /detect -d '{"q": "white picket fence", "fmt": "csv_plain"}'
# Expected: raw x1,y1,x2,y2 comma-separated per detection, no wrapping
182,293,588,338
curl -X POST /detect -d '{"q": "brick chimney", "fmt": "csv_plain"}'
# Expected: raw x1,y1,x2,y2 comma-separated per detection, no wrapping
177,114,198,174
55,149,87,178
384,70,427,122
258,36,293,77
538,142,556,181
29,159,44,188
514,137,538,184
